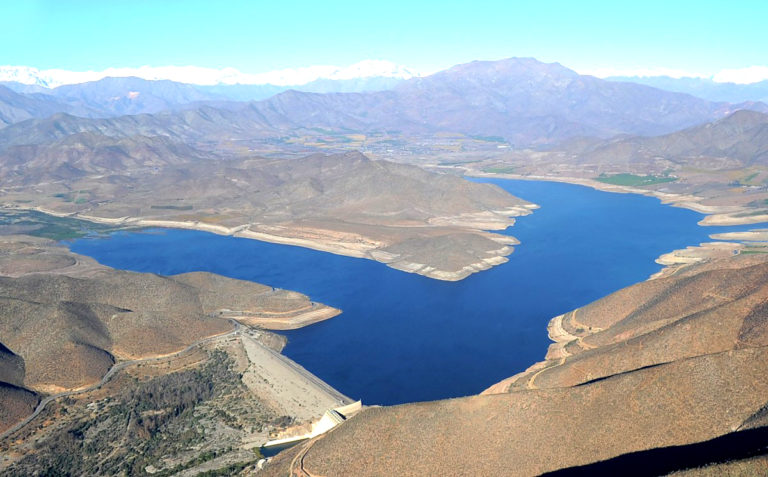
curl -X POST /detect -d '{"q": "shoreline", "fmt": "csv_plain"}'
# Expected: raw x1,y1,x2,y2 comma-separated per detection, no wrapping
482,237,760,396
0,234,354,451
466,171,763,226
226,304,342,330
2,204,534,282
469,171,768,396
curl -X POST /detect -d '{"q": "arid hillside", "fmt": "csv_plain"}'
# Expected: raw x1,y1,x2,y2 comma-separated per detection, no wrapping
582,109,768,167
459,110,768,226
263,253,768,476
1,150,535,280
0,235,339,434
0,131,213,184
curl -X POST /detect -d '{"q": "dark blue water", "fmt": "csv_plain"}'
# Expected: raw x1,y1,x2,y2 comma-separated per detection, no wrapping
68,179,761,405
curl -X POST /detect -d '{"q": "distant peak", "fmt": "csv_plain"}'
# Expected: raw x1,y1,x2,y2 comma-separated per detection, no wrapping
342,150,370,161
718,108,768,125
438,57,578,78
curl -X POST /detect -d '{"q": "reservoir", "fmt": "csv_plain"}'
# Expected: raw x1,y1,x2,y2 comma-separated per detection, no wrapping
69,179,760,405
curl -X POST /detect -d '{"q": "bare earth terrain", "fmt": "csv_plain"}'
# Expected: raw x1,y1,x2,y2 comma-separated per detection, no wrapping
444,110,768,228
0,149,535,281
0,235,352,475
263,252,768,476
3,57,768,476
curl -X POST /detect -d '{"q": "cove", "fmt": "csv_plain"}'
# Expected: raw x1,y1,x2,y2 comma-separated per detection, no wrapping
68,179,761,405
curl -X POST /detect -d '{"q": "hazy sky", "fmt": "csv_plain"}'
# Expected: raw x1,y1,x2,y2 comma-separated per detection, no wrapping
3,0,766,76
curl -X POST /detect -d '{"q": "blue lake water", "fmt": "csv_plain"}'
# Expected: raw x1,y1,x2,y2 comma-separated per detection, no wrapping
68,179,761,405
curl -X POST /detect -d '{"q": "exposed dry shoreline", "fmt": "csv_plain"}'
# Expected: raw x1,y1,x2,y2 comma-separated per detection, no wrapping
9,168,758,287
0,235,351,447
483,236,766,396
224,305,341,330
710,229,768,241
467,171,764,226
264,254,768,476
5,204,536,281
472,171,768,394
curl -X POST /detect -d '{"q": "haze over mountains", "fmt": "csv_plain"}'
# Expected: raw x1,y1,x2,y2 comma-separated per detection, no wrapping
610,75,768,104
0,60,418,88
1,57,767,147
0,60,417,103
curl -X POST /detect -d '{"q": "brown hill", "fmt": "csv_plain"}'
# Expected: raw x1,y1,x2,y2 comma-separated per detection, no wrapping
572,109,768,170
0,267,339,391
2,151,533,280
466,109,768,222
0,272,231,392
0,86,72,128
0,344,24,387
0,236,340,433
264,254,768,476
0,132,213,185
501,255,768,391
0,384,38,435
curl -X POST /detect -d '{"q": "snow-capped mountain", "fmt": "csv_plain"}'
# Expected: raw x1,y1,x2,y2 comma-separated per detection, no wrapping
0,66,57,88
582,65,768,85
0,60,420,88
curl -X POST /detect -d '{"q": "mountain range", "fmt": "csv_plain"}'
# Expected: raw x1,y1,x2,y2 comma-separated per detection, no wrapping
1,57,767,147
609,75,768,104
0,60,417,103
564,109,768,170
0,85,74,127
0,60,417,88
3,55,768,475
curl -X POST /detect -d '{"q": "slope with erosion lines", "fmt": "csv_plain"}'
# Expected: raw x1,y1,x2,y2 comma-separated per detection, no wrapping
0,132,214,185
569,109,768,169
262,254,768,476
0,86,75,128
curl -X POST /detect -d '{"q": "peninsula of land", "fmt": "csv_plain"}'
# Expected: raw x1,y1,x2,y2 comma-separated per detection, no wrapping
0,234,351,475
0,150,534,281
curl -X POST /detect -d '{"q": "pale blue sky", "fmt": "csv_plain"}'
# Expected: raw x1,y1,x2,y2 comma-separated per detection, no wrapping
2,0,766,75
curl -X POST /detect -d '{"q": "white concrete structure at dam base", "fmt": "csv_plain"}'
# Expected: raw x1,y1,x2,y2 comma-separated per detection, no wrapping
264,400,363,448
